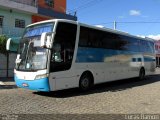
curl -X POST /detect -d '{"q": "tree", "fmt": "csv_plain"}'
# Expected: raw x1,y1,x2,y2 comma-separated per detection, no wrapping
0,35,8,55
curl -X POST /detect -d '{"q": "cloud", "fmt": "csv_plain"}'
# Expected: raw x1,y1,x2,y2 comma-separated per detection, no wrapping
138,34,160,41
147,34,160,41
129,10,141,16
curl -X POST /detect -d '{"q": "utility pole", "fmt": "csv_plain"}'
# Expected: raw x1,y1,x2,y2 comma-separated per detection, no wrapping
74,11,77,17
114,21,117,30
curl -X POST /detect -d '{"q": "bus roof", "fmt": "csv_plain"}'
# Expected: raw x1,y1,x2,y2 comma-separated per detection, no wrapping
79,22,155,42
26,19,78,28
27,19,155,42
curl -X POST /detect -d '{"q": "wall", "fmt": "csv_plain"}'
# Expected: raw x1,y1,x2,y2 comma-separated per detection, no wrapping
38,0,54,10
54,0,66,13
0,8,31,37
0,0,37,14
9,0,36,6
33,0,66,23
0,54,7,77
32,15,51,23
38,0,66,13
155,40,160,54
0,53,17,77
33,0,76,23
0,9,32,77
8,53,17,77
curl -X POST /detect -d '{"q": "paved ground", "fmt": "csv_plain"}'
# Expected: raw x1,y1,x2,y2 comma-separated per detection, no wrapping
1,69,160,119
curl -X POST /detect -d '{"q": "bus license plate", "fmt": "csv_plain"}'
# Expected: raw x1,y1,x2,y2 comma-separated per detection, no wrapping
22,83,29,87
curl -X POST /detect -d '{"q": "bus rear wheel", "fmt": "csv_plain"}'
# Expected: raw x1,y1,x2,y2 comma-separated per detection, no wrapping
139,68,145,80
79,73,93,91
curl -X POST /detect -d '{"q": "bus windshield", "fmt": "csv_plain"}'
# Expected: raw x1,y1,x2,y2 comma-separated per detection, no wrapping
16,22,54,71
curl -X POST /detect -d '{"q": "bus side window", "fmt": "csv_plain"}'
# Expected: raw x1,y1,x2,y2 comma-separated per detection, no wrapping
132,58,136,62
50,22,77,72
138,58,142,62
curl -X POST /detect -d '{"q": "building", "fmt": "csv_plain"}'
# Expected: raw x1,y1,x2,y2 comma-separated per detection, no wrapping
155,40,160,67
0,0,77,38
0,0,77,77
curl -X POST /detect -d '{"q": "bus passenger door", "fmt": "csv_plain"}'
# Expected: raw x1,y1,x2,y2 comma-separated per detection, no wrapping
49,22,78,90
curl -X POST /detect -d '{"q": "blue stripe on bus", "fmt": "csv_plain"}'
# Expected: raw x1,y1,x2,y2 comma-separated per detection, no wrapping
76,47,117,62
14,76,50,92
76,47,135,63
76,47,155,63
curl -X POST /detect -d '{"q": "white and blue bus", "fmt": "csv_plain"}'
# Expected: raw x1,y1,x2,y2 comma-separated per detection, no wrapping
7,19,156,92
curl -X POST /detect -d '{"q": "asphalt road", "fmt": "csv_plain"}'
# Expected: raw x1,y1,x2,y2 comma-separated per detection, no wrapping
1,69,160,119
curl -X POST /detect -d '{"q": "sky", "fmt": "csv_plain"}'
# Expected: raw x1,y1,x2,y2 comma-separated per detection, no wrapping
67,0,160,40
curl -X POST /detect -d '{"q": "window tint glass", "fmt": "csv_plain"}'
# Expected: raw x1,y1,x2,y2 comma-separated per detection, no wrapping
138,58,142,62
132,58,136,62
120,36,140,52
79,26,122,50
139,40,154,53
50,22,77,72
79,26,155,54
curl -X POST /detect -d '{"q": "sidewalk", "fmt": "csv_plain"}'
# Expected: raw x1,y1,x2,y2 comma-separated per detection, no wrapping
0,81,5,85
0,77,15,86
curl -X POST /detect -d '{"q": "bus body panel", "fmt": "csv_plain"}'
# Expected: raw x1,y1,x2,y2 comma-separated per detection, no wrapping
15,77,50,92
14,69,50,91
14,69,48,80
49,70,79,91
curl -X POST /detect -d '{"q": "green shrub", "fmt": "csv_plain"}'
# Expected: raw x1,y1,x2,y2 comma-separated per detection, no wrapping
0,35,8,55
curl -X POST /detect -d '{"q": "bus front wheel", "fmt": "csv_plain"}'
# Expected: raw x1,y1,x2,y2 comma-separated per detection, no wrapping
79,73,93,91
139,68,145,80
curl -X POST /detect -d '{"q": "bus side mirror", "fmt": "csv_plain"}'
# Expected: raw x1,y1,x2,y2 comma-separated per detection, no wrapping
40,32,54,49
6,38,11,51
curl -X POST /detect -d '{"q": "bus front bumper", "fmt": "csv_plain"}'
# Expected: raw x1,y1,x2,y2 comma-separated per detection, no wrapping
14,76,50,92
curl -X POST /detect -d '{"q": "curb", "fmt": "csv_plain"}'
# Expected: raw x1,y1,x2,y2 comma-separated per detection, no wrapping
0,81,5,85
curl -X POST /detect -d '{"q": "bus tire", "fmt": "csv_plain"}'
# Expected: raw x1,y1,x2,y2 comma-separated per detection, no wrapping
139,68,145,80
79,72,93,91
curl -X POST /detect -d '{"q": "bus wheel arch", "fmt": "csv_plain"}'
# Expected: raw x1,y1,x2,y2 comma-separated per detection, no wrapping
139,67,145,80
79,71,94,91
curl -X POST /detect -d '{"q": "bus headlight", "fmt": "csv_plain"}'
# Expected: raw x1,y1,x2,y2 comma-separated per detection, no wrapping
35,74,49,80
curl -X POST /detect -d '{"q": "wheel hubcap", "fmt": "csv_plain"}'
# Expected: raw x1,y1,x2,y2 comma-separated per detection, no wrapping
82,78,89,88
